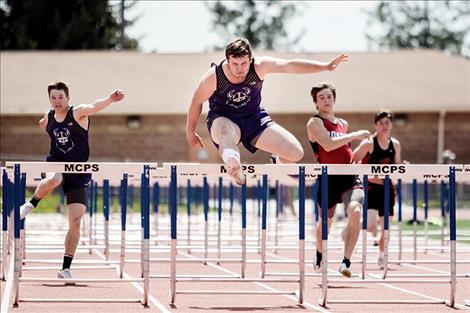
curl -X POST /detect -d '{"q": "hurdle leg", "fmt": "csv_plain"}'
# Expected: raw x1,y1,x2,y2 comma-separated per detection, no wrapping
21,228,26,266
383,229,390,279
241,227,246,278
241,183,247,278
361,228,367,279
120,230,125,278
217,220,221,264
142,238,149,306
170,239,176,304
204,220,208,265
319,239,328,307
187,217,191,254
154,212,159,243
2,230,7,280
413,221,417,263
14,236,20,306
261,229,266,278
19,229,24,276
104,219,109,261
274,217,279,254
298,239,305,304
398,221,402,263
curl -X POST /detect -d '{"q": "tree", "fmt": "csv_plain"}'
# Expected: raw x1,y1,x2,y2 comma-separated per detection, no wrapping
0,0,138,50
206,0,304,50
112,0,139,50
365,1,470,57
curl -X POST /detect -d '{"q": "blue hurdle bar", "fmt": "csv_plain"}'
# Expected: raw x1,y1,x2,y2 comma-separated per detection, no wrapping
2,170,8,280
423,180,429,252
170,165,177,304
13,164,21,305
103,179,110,260
203,177,209,262
361,175,369,279
217,176,222,262
448,167,456,307
298,166,306,303
383,175,390,278
153,182,159,238
260,174,268,278
320,165,328,306
397,178,403,261
120,174,128,278
440,181,447,250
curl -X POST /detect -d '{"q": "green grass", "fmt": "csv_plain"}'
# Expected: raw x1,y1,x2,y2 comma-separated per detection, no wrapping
18,190,209,215
392,219,470,244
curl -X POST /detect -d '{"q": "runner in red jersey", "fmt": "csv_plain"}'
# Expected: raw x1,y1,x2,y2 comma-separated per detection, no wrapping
306,82,370,277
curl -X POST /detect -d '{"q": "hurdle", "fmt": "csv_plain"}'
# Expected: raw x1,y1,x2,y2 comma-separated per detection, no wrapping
168,164,307,304
3,162,152,306
317,164,466,307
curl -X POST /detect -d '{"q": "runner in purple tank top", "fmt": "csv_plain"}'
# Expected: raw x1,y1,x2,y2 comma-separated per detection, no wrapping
19,81,125,281
186,38,349,184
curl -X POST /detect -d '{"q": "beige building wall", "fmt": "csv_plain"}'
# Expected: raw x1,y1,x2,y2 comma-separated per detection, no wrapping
2,112,469,164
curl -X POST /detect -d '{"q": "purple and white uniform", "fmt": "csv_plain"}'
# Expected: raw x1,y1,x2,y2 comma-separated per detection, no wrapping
207,59,273,153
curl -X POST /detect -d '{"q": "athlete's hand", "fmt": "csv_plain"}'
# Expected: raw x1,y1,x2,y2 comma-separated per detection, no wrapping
326,53,349,71
110,90,125,102
352,130,370,141
187,132,205,148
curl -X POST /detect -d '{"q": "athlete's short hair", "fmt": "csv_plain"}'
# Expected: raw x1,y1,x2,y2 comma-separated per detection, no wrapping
225,38,252,59
310,82,336,103
374,109,394,123
48,81,70,98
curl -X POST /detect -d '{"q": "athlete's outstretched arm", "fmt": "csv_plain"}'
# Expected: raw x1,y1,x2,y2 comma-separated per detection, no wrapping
307,117,370,152
353,139,373,163
186,68,216,148
73,90,125,118
257,53,349,77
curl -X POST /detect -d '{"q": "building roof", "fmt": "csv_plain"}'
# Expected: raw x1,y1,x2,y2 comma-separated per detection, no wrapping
1,49,469,115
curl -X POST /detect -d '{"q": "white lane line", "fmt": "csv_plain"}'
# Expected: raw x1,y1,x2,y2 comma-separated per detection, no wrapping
269,246,467,309
370,274,470,310
179,251,331,313
1,252,15,313
92,249,171,313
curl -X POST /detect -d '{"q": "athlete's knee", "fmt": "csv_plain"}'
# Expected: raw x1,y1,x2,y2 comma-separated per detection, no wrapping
69,217,82,229
291,145,304,162
367,210,378,232
215,123,236,139
348,203,361,223
43,174,62,189
283,144,304,162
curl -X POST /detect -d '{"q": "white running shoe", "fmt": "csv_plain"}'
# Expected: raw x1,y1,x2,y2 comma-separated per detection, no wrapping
19,202,34,219
338,262,352,278
314,263,322,273
225,156,246,185
58,268,75,285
